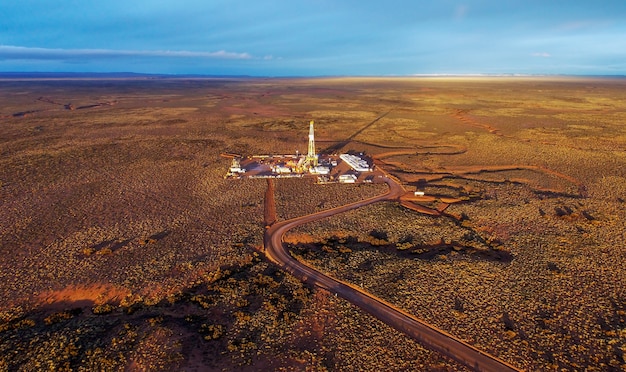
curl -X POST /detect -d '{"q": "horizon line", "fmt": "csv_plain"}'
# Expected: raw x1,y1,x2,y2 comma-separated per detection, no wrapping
0,71,625,80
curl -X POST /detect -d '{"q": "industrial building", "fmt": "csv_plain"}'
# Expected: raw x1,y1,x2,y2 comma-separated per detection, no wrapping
310,165,330,175
338,174,358,183
340,153,372,172
272,165,292,174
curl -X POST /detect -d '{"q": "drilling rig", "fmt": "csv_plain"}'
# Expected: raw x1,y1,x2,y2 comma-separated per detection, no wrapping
305,120,318,167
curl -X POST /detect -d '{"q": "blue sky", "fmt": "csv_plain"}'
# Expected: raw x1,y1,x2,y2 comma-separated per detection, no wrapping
1,0,625,76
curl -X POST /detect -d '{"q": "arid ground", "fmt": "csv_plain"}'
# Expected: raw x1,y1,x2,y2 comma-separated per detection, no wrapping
1,76,625,371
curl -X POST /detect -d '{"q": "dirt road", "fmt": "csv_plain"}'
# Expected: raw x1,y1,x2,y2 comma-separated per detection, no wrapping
263,177,521,372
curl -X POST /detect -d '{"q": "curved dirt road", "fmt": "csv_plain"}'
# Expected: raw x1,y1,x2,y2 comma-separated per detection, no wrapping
263,177,521,372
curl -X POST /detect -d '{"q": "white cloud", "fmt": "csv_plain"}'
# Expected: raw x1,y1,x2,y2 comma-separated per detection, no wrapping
454,5,468,20
531,52,551,58
556,20,611,32
0,45,252,60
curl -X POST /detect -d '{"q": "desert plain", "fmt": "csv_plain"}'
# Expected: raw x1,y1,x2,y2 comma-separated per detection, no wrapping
1,76,625,371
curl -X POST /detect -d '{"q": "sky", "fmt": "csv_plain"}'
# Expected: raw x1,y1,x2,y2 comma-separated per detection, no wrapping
1,0,625,76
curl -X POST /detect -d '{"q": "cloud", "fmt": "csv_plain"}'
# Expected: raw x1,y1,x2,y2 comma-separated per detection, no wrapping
0,45,252,60
531,52,551,58
454,5,468,20
556,20,605,32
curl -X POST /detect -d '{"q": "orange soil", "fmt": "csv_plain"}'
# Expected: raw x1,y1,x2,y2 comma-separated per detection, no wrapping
399,200,442,216
36,284,130,310
400,195,438,203
264,179,277,226
436,203,451,212
452,109,503,136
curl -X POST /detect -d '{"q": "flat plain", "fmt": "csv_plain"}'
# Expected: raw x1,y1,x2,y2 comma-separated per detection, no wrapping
1,76,625,371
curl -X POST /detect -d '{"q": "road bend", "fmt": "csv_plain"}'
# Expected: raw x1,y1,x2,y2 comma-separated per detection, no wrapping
263,177,521,372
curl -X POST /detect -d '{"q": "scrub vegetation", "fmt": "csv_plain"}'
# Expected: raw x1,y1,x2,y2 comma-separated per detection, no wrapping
1,76,625,370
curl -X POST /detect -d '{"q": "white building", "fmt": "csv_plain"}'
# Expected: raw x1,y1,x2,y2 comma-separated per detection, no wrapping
340,153,372,172
272,165,292,174
310,166,330,175
338,174,358,183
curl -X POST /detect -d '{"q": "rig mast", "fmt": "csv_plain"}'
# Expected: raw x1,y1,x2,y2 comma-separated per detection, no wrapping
306,120,318,167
